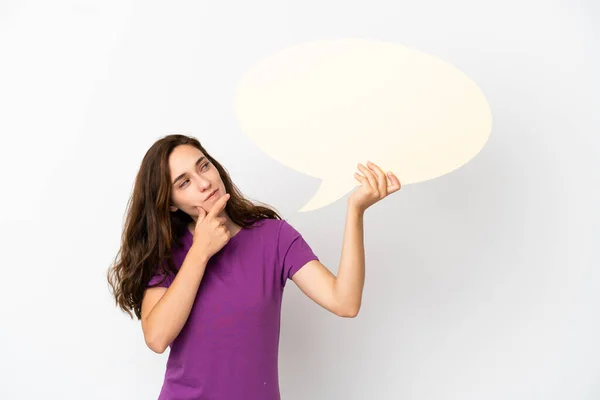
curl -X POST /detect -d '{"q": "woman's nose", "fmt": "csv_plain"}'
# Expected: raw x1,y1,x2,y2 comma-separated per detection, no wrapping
195,178,211,190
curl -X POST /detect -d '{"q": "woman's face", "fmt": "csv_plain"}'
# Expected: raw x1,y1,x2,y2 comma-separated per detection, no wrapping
168,144,226,218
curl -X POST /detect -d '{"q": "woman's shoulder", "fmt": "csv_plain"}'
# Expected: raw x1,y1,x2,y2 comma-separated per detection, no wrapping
243,217,288,240
248,217,282,229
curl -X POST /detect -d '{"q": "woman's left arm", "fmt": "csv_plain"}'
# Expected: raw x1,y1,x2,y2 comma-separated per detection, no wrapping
291,161,401,317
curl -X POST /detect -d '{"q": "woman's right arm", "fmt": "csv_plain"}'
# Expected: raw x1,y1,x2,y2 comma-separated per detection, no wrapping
141,193,231,353
141,245,209,354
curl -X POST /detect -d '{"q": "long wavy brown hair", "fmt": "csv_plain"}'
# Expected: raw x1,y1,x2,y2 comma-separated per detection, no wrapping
107,134,282,319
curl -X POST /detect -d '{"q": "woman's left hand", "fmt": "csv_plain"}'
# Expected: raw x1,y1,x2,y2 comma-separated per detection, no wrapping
348,161,401,214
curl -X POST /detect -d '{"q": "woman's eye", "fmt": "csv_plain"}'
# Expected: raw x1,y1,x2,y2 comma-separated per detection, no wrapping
179,164,209,188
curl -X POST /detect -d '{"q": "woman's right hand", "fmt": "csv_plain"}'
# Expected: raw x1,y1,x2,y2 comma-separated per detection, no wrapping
191,192,231,259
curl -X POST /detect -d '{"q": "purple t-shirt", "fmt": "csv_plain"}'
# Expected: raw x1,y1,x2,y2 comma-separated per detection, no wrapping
146,218,319,399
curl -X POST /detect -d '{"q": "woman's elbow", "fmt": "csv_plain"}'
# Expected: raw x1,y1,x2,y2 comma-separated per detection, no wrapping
337,304,360,318
144,331,168,354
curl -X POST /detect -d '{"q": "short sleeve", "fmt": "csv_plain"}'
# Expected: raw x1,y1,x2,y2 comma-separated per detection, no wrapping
146,262,176,289
277,219,319,287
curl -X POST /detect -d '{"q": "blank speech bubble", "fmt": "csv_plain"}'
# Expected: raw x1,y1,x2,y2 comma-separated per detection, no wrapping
234,38,492,212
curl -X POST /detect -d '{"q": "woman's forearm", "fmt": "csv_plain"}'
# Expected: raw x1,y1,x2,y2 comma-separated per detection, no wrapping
333,205,365,316
144,246,208,353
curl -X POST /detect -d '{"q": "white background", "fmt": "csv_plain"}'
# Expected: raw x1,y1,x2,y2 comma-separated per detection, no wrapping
0,1,598,399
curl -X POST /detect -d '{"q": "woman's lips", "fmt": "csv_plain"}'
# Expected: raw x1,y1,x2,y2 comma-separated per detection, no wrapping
205,189,218,201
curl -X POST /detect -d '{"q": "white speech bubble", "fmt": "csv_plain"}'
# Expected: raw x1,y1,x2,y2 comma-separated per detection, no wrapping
234,38,492,212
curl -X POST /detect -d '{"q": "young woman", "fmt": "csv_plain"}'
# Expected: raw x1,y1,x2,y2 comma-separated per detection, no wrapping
107,134,400,399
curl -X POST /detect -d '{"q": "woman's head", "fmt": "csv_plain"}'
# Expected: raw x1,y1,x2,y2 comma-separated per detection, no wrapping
168,143,227,219
107,134,281,319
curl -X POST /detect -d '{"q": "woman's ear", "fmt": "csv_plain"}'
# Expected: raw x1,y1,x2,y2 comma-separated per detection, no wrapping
169,205,178,212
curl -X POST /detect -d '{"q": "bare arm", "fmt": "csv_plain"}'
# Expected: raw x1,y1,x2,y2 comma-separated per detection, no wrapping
291,206,365,317
333,205,365,315
291,162,401,317
141,245,209,354
141,192,232,353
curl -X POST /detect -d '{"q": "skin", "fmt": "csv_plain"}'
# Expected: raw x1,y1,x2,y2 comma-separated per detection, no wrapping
168,144,242,238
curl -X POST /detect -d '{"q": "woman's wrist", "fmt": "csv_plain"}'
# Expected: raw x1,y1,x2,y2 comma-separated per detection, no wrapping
188,243,210,265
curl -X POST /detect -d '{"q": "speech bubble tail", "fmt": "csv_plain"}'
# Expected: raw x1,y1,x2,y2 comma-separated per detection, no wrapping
297,177,355,213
